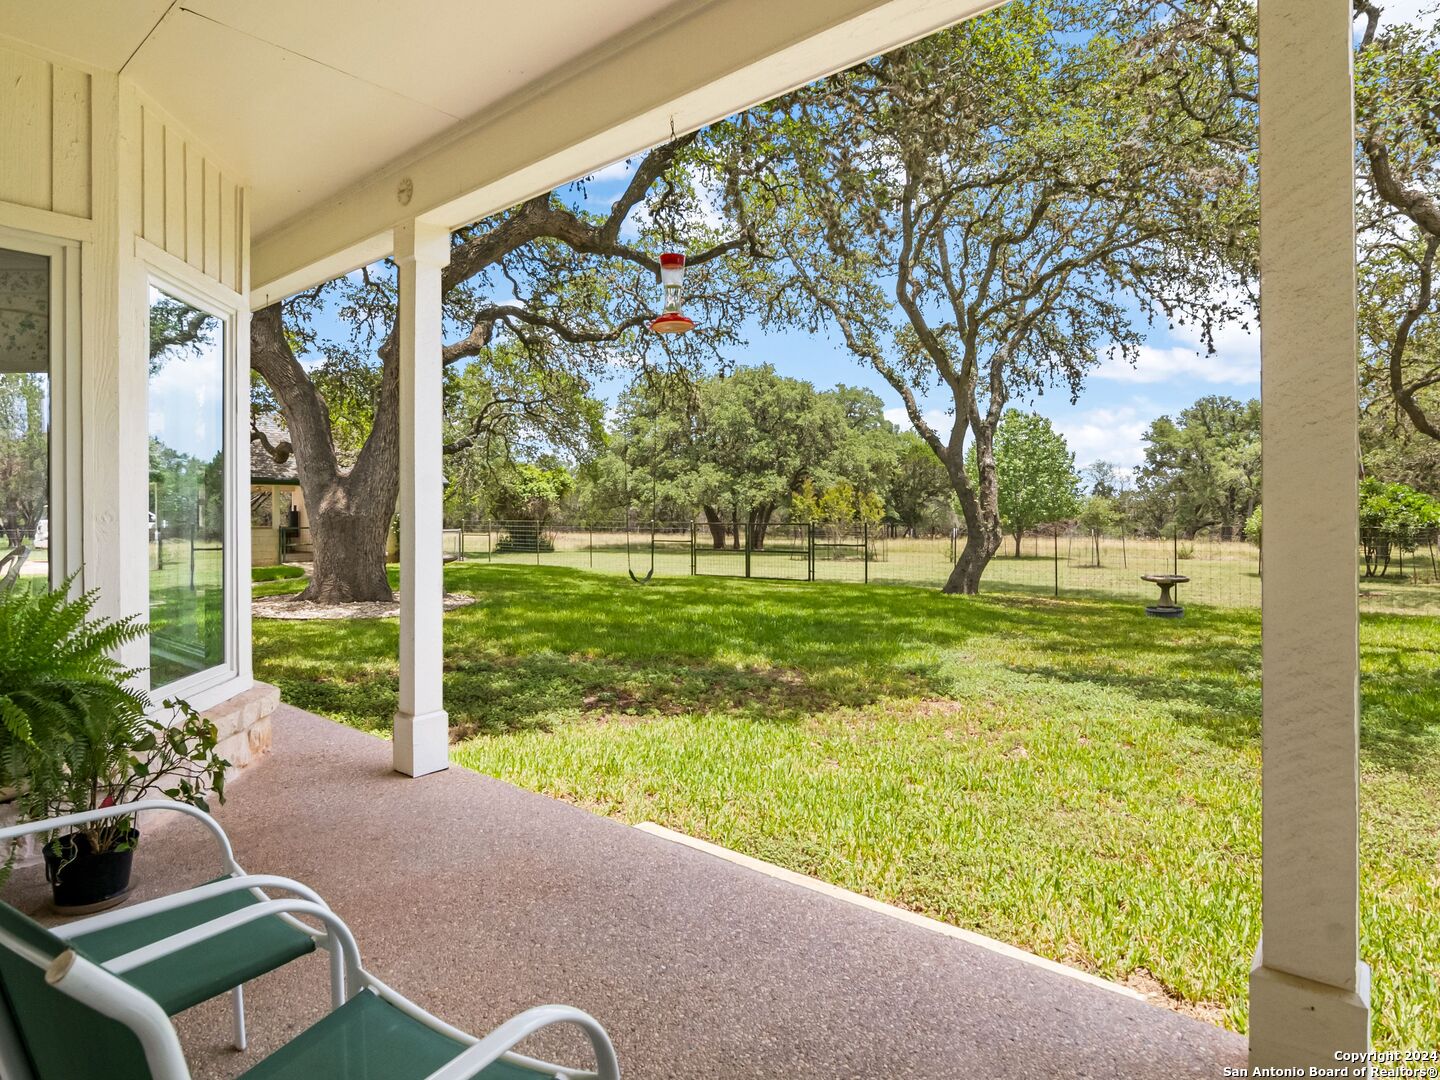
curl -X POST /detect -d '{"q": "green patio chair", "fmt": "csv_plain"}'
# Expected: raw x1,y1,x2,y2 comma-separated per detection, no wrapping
0,800,340,1052
0,890,621,1080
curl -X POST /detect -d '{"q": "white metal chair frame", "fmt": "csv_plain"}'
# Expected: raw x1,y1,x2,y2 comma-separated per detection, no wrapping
0,799,328,1051
0,801,621,1079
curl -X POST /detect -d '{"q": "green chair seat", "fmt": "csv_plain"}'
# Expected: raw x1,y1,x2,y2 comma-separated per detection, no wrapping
71,879,317,1015
238,989,546,1080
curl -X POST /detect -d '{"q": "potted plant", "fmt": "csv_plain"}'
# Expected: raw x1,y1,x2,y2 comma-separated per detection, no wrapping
0,578,228,913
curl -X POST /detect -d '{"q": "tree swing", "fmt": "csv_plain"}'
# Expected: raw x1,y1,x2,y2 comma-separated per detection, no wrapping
626,443,658,585
627,524,656,584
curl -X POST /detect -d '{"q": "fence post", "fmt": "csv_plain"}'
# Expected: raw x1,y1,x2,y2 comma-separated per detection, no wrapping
588,527,593,568
744,517,752,579
809,523,815,582
691,522,697,576
864,521,869,584
1053,529,1059,597
458,524,465,562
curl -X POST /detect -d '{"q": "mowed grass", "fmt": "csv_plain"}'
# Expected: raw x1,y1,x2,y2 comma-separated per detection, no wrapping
252,563,1440,1046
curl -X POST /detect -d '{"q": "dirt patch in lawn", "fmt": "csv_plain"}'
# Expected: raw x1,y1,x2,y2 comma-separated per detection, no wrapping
253,592,477,620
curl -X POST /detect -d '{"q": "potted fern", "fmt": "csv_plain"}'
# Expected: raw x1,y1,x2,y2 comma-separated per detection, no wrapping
0,579,228,912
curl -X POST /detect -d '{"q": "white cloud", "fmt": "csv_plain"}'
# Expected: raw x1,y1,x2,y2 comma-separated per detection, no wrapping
1052,405,1150,469
1370,0,1434,28
1093,341,1258,385
1095,287,1260,386
885,405,952,433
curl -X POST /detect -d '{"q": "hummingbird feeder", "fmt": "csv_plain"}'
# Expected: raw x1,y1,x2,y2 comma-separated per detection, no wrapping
648,252,695,335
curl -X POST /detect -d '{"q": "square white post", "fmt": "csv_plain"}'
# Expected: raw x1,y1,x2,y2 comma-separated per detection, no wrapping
1250,0,1371,1064
392,220,450,777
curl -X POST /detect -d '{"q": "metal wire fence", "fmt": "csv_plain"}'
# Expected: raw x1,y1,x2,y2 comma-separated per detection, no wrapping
440,520,1440,615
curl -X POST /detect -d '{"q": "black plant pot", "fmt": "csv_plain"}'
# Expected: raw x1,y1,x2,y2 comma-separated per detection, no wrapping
43,829,138,915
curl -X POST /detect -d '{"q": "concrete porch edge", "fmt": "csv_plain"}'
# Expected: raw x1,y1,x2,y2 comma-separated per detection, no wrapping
634,820,1147,1003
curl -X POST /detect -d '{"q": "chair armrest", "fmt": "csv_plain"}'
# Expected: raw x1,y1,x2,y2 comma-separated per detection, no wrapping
53,874,330,941
420,1005,620,1080
0,799,242,878
99,898,363,999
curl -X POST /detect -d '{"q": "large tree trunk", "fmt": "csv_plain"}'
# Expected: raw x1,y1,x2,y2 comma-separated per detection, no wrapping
702,505,728,548
304,494,394,601
252,304,399,603
944,532,1000,594
748,503,775,550
941,418,1004,595
1014,529,1023,558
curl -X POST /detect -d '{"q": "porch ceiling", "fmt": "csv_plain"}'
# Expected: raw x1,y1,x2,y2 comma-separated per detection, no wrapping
1,0,677,234
0,0,1004,305
8,707,1247,1078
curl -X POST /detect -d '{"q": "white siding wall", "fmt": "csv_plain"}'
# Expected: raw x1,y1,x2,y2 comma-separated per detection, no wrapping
133,97,246,294
0,40,252,706
0,43,91,220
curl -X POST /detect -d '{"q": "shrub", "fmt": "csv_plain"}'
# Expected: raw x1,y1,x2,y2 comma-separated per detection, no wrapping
0,580,227,877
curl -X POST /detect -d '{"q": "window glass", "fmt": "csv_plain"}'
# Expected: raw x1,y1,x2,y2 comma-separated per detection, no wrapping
0,247,49,595
148,286,225,685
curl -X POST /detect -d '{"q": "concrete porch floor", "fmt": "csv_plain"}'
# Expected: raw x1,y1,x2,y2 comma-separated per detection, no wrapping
6,706,1247,1078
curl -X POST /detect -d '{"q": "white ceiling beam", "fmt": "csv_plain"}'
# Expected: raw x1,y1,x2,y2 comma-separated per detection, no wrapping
250,0,1005,307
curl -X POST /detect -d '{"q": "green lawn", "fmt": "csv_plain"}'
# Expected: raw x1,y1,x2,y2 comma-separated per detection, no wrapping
252,563,1440,1046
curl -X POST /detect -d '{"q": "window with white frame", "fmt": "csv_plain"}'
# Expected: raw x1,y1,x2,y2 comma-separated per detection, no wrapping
147,284,228,687
0,244,53,594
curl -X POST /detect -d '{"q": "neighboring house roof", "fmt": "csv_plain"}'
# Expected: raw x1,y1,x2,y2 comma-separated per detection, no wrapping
251,417,300,486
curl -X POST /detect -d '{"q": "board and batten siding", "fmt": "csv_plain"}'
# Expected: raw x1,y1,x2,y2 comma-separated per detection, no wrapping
0,42,91,220
132,97,246,295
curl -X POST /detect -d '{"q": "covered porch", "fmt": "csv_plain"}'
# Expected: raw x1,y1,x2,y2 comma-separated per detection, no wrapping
0,0,1376,1067
6,707,1246,1078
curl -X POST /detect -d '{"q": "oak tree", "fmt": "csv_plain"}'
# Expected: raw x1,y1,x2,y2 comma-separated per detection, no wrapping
741,0,1255,592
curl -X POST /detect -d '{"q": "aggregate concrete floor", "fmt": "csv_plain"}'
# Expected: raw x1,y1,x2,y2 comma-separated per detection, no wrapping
7,705,1247,1079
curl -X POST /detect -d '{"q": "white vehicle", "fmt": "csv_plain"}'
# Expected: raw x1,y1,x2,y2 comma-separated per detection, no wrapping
33,515,47,549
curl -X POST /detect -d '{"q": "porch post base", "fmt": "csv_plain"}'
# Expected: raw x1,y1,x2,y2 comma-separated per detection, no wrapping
1249,942,1370,1069
392,709,450,777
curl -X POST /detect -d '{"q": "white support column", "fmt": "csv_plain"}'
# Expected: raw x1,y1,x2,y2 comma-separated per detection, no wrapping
1250,0,1370,1066
392,220,450,777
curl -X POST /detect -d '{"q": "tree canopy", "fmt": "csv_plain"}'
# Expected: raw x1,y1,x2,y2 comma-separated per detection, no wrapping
584,365,897,546
729,0,1255,591
251,129,767,601
1134,395,1261,538
970,411,1080,554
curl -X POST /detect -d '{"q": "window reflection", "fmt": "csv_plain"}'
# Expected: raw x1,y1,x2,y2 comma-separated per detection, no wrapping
0,247,49,595
148,286,225,685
